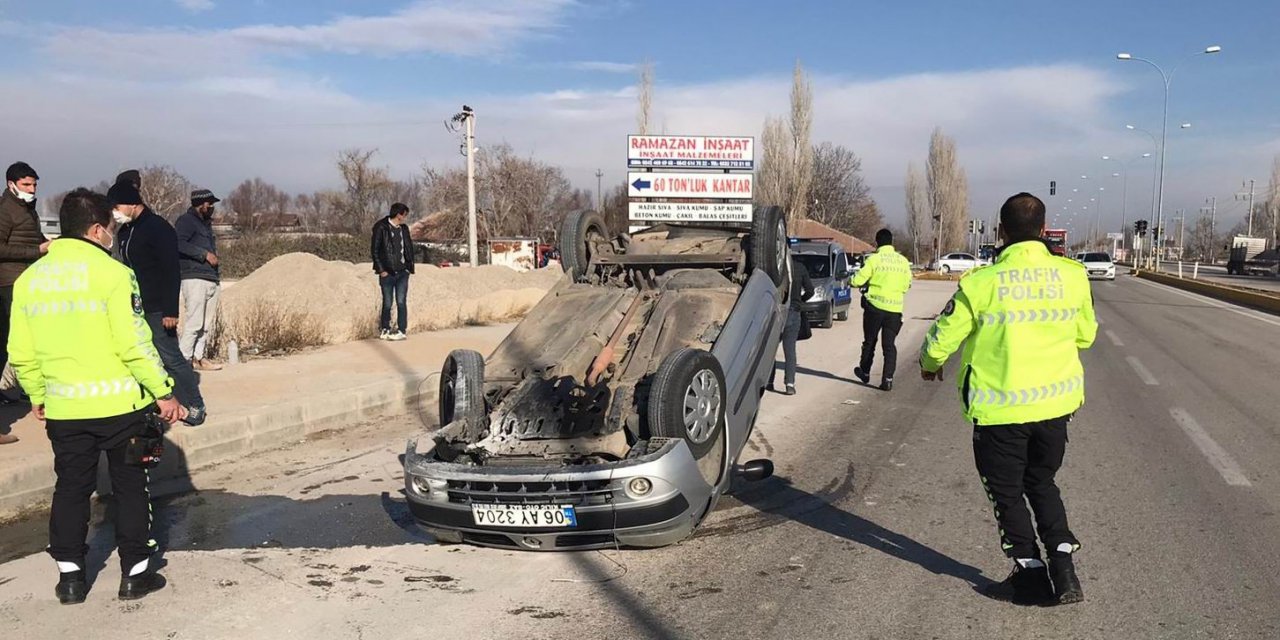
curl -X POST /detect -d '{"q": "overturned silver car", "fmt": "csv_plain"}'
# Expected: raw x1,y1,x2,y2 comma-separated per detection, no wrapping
402,206,790,550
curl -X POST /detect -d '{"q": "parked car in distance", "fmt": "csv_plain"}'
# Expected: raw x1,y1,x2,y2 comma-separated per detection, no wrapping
790,238,853,328
931,252,980,273
1074,252,1116,280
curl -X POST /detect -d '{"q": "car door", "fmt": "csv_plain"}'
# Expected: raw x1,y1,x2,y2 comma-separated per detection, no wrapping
833,250,852,305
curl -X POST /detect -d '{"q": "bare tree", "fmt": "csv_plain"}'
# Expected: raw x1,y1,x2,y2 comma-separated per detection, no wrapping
756,116,791,210
599,183,629,235
904,162,930,265
1266,154,1280,247
807,142,881,240
139,166,192,219
334,149,394,236
787,61,815,226
1185,214,1218,261
227,177,291,236
926,127,969,257
637,61,654,135
294,191,341,233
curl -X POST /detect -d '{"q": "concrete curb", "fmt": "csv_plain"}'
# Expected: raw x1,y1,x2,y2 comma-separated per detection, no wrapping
0,372,440,520
1132,269,1280,315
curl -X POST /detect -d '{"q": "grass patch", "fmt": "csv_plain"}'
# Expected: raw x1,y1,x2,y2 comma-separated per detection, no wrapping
226,301,328,355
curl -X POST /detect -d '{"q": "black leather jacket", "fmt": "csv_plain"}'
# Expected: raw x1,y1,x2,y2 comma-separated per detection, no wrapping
788,257,815,312
371,217,414,274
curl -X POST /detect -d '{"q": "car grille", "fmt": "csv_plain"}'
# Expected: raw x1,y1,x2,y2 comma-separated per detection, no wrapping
446,479,614,507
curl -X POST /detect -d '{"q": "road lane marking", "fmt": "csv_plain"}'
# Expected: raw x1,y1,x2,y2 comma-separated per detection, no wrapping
1126,356,1159,385
1105,330,1124,346
1129,277,1280,328
1169,407,1252,487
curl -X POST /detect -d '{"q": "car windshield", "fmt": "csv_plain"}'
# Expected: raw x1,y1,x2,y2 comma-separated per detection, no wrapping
794,254,832,278
1082,253,1111,263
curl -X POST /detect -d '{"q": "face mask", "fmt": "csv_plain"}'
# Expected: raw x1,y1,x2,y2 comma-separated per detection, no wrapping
101,229,114,251
11,187,35,203
113,210,133,225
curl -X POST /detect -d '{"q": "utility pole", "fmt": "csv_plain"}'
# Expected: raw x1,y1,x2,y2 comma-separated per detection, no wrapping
449,106,479,266
1175,209,1185,259
1206,196,1216,262
1237,179,1256,237
594,169,604,210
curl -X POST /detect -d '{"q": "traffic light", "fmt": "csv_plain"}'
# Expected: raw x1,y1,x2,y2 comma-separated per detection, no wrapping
1134,220,1148,236
1050,180,1057,196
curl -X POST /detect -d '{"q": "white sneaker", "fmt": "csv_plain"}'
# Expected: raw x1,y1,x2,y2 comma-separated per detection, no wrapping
390,331,407,342
378,329,391,341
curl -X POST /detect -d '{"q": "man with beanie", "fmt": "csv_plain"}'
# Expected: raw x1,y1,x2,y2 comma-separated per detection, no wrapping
175,189,223,371
9,187,184,604
852,228,913,391
0,162,50,444
112,179,207,426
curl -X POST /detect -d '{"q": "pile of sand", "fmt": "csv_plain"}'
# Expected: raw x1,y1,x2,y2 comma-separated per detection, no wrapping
220,253,562,349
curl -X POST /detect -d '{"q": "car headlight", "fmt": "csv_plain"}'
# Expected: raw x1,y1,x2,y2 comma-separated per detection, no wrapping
410,475,443,496
808,288,826,301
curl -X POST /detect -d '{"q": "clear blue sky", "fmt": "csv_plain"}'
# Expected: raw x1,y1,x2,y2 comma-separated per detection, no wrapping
3,0,1277,236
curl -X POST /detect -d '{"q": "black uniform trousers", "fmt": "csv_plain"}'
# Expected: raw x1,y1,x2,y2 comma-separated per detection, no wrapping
0,285,13,370
858,302,903,380
972,414,1079,560
46,408,155,572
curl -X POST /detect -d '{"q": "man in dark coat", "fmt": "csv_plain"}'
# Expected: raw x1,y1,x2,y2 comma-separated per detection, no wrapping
111,179,206,426
0,161,49,444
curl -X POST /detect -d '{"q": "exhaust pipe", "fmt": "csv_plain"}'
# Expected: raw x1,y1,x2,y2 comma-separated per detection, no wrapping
739,459,774,482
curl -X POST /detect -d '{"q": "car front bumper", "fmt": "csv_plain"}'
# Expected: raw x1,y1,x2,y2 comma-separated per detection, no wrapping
1086,268,1116,280
800,300,832,323
402,438,715,551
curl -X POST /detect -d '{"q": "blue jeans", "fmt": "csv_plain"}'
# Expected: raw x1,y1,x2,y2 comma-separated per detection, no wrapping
379,271,410,333
146,312,204,409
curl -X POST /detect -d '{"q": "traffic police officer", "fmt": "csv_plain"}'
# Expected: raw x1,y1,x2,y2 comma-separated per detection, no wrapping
8,188,184,605
919,192,1096,606
852,228,913,391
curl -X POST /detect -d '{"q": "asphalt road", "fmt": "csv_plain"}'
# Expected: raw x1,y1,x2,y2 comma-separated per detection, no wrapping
1155,260,1280,293
2,276,1279,639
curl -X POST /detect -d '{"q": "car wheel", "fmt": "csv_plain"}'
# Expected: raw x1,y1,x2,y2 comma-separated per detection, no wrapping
835,309,848,322
819,305,834,329
439,349,485,427
559,210,612,280
941,264,951,274
747,205,789,296
648,348,726,461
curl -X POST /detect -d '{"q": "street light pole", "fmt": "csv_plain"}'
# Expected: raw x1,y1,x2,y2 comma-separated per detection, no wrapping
449,106,479,266
1117,45,1220,268
595,169,604,210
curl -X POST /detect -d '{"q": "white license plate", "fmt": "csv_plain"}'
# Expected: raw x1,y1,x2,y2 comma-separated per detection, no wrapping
471,503,578,528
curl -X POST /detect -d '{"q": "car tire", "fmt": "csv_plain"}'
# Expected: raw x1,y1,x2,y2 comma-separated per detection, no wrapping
835,309,848,322
941,265,951,274
560,210,612,280
747,205,789,295
439,349,485,427
819,305,834,329
647,348,726,461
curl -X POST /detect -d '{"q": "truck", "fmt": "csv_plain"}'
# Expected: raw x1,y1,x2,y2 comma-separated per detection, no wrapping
1042,229,1067,256
1227,236,1279,277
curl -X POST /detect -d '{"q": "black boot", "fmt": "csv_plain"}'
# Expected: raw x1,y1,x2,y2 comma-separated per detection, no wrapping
55,571,87,605
853,367,870,385
119,572,167,601
880,378,894,392
981,564,1053,605
1048,555,1084,605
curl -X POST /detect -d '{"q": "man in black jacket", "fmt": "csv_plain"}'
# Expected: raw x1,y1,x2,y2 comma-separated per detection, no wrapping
175,189,222,371
768,255,815,396
111,180,206,426
371,203,415,341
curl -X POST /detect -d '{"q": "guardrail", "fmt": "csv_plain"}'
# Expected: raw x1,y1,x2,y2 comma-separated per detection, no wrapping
1131,268,1280,316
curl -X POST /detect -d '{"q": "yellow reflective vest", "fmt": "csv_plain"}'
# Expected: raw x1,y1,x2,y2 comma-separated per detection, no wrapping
8,238,174,420
851,245,913,313
919,240,1097,425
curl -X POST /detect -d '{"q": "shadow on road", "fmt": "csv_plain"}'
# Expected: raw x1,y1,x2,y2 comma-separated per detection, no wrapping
721,472,990,588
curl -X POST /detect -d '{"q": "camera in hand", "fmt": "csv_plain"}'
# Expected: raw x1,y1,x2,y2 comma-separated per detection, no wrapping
125,413,167,468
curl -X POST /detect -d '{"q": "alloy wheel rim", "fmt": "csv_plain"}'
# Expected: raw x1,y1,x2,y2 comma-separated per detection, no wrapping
682,370,721,444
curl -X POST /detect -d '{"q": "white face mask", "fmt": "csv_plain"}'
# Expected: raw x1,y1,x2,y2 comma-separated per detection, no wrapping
112,210,133,225
13,188,35,203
